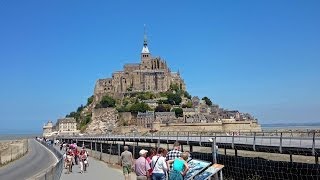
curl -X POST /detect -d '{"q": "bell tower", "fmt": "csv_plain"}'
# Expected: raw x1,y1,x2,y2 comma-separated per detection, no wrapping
141,25,151,68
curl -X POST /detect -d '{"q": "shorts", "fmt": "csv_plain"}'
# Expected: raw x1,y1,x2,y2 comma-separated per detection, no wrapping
123,165,132,175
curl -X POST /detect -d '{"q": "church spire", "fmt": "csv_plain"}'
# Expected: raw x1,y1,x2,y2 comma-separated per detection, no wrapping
142,24,150,54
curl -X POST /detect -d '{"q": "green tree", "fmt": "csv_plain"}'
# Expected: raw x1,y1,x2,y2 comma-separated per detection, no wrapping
170,83,180,91
184,91,192,99
87,95,94,106
77,104,84,112
167,93,182,105
97,95,116,108
130,102,151,114
155,104,171,112
116,105,130,112
182,101,193,108
202,97,213,106
172,108,183,118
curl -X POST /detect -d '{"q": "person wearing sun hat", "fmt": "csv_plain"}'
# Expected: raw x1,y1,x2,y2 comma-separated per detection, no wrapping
135,149,151,180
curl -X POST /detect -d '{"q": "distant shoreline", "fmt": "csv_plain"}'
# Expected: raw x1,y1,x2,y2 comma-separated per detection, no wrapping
0,134,39,141
261,123,320,131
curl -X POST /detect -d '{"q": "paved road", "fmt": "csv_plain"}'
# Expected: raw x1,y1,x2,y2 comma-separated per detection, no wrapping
60,154,132,180
0,139,57,180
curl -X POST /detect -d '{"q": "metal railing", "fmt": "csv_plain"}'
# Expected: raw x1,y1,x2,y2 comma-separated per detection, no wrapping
30,140,63,180
61,130,320,155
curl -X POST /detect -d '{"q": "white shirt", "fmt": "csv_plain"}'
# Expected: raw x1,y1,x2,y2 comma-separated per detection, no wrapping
151,155,168,174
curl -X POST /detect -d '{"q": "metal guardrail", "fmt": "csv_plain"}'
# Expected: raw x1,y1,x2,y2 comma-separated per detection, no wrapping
30,140,63,180
60,131,320,155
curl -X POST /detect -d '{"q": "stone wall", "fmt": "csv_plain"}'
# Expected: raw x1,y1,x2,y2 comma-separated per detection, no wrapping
85,108,118,134
157,121,262,132
118,112,133,125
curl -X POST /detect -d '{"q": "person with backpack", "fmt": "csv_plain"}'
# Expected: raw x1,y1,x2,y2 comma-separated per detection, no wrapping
151,148,168,180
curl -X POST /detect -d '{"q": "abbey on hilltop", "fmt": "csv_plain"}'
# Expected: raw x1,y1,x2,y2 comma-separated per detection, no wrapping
45,28,261,136
94,30,185,98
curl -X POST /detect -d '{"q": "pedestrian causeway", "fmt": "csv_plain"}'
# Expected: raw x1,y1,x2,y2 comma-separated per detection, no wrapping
60,156,126,180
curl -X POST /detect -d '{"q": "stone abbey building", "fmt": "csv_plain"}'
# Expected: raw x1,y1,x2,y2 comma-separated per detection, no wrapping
94,33,186,97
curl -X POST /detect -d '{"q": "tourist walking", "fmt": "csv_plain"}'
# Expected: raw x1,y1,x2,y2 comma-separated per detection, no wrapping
146,148,156,177
74,148,79,165
167,152,189,180
65,151,74,174
166,141,182,170
79,149,88,173
135,149,151,180
120,146,133,180
151,148,168,180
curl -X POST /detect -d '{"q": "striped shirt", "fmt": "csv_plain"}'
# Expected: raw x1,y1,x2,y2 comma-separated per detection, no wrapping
166,149,182,169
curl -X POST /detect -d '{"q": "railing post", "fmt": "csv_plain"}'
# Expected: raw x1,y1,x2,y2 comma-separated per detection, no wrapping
151,133,154,142
232,132,235,149
279,132,283,153
187,132,190,145
212,137,217,164
109,143,112,163
176,132,179,141
199,132,202,146
312,132,316,156
167,132,169,143
118,143,121,164
253,132,256,151
100,142,102,160
133,143,136,159
95,140,97,152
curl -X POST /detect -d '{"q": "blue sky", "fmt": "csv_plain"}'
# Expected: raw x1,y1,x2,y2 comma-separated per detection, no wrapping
0,0,319,133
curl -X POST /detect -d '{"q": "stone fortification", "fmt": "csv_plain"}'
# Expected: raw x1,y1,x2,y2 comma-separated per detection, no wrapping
79,31,261,134
85,108,118,134
117,120,261,134
93,33,185,102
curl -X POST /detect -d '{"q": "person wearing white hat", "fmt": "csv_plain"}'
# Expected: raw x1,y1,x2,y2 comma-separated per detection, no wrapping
135,149,151,180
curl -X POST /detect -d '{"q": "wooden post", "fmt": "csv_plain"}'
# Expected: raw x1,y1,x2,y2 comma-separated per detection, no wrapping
290,154,293,163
